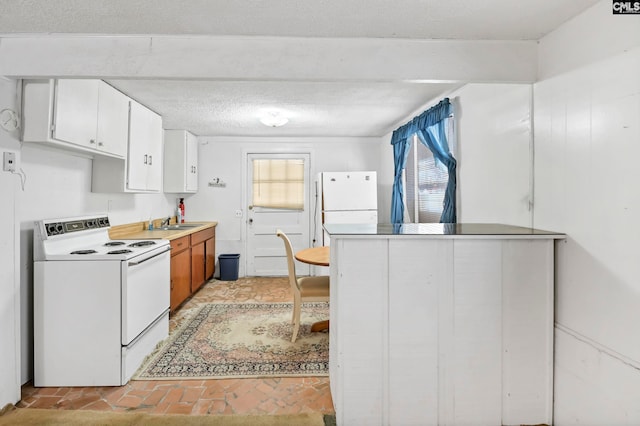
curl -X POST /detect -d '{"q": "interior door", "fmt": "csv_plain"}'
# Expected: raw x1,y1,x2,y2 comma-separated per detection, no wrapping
246,153,310,276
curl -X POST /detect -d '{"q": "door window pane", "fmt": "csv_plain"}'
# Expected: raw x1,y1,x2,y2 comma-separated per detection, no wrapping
252,159,304,209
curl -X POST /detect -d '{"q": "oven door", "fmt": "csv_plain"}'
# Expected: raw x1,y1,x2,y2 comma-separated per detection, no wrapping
121,245,171,345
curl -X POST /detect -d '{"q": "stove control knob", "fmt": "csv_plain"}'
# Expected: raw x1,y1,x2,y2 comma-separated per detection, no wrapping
46,224,57,235
46,223,63,235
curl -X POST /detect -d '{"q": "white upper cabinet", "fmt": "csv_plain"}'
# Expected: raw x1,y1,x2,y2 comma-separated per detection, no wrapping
96,81,129,158
163,129,198,193
22,79,129,158
127,100,163,192
92,100,164,193
53,79,100,149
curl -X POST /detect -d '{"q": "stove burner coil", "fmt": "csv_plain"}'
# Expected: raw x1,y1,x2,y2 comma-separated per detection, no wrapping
128,241,156,247
107,249,133,255
104,241,126,247
70,250,98,255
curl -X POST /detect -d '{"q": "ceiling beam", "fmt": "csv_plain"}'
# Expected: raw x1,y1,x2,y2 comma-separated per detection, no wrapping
0,35,537,83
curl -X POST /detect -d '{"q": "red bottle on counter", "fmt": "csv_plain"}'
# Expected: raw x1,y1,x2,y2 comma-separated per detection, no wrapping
179,198,185,223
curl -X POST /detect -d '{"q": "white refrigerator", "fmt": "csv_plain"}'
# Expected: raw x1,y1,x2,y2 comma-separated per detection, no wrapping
315,171,378,246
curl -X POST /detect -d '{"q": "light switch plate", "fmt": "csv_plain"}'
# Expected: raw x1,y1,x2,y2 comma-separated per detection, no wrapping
3,151,16,172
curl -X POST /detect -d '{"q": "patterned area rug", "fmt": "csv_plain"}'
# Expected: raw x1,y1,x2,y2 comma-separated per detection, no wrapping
134,302,329,380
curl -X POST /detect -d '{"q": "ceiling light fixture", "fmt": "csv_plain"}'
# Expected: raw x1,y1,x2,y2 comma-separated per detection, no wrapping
259,111,289,127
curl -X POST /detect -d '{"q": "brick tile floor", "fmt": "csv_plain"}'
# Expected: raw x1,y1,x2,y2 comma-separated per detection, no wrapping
18,277,334,416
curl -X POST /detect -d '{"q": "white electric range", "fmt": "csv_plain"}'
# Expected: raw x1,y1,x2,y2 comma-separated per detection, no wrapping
33,214,171,387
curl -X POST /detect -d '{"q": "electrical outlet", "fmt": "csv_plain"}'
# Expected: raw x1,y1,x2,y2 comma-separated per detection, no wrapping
235,210,243,218
3,151,16,172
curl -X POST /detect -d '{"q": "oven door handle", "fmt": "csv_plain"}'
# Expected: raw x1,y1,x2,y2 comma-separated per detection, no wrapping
128,246,171,266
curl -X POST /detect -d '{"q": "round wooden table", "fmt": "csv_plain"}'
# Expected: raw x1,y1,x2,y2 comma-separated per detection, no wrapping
294,246,329,266
294,246,330,332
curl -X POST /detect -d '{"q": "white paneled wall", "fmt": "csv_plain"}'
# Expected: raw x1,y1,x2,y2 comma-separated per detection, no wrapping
0,79,21,406
330,235,556,425
535,3,640,422
455,83,533,227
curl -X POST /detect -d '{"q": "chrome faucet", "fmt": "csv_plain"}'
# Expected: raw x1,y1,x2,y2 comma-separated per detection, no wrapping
161,217,171,227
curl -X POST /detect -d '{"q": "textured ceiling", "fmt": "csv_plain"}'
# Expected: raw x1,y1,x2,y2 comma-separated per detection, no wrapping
0,0,600,137
0,0,599,40
106,80,461,137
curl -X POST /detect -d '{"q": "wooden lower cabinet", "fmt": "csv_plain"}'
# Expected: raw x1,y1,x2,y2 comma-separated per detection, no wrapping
170,226,216,312
191,242,205,292
190,227,215,293
205,237,215,280
169,236,191,312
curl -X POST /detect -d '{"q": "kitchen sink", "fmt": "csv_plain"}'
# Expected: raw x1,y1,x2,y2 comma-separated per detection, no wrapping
152,223,204,231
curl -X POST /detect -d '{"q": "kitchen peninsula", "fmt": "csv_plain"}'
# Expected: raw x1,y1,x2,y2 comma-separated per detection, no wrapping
325,223,564,426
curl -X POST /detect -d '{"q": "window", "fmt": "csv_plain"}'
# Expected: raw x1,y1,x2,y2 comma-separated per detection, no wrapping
252,159,304,209
405,134,449,223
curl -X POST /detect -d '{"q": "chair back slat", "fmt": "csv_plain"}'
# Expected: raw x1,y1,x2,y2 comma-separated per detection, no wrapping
276,229,301,292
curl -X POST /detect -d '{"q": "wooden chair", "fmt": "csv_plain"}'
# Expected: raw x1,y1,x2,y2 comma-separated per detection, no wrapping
276,229,330,342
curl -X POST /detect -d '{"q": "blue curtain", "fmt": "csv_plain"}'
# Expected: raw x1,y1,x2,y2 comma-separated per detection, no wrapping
390,98,456,223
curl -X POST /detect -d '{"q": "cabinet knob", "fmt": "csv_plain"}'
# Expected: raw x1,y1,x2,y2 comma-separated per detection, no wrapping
89,139,96,144
148,155,153,165
144,154,148,165
98,142,104,147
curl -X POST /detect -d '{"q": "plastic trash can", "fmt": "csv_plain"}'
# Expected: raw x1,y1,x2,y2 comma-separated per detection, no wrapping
219,254,240,281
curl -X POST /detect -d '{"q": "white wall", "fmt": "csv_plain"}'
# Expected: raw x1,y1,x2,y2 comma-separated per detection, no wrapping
455,84,533,227
0,79,21,407
534,1,640,423
187,136,383,277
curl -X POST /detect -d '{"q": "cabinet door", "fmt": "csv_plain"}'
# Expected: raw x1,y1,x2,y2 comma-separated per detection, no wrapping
127,101,150,191
53,80,99,148
146,110,164,191
186,132,198,192
205,237,215,280
191,242,206,292
97,82,129,157
170,248,192,312
128,101,162,191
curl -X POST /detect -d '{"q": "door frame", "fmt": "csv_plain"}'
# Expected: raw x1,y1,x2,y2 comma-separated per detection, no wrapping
241,147,316,276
